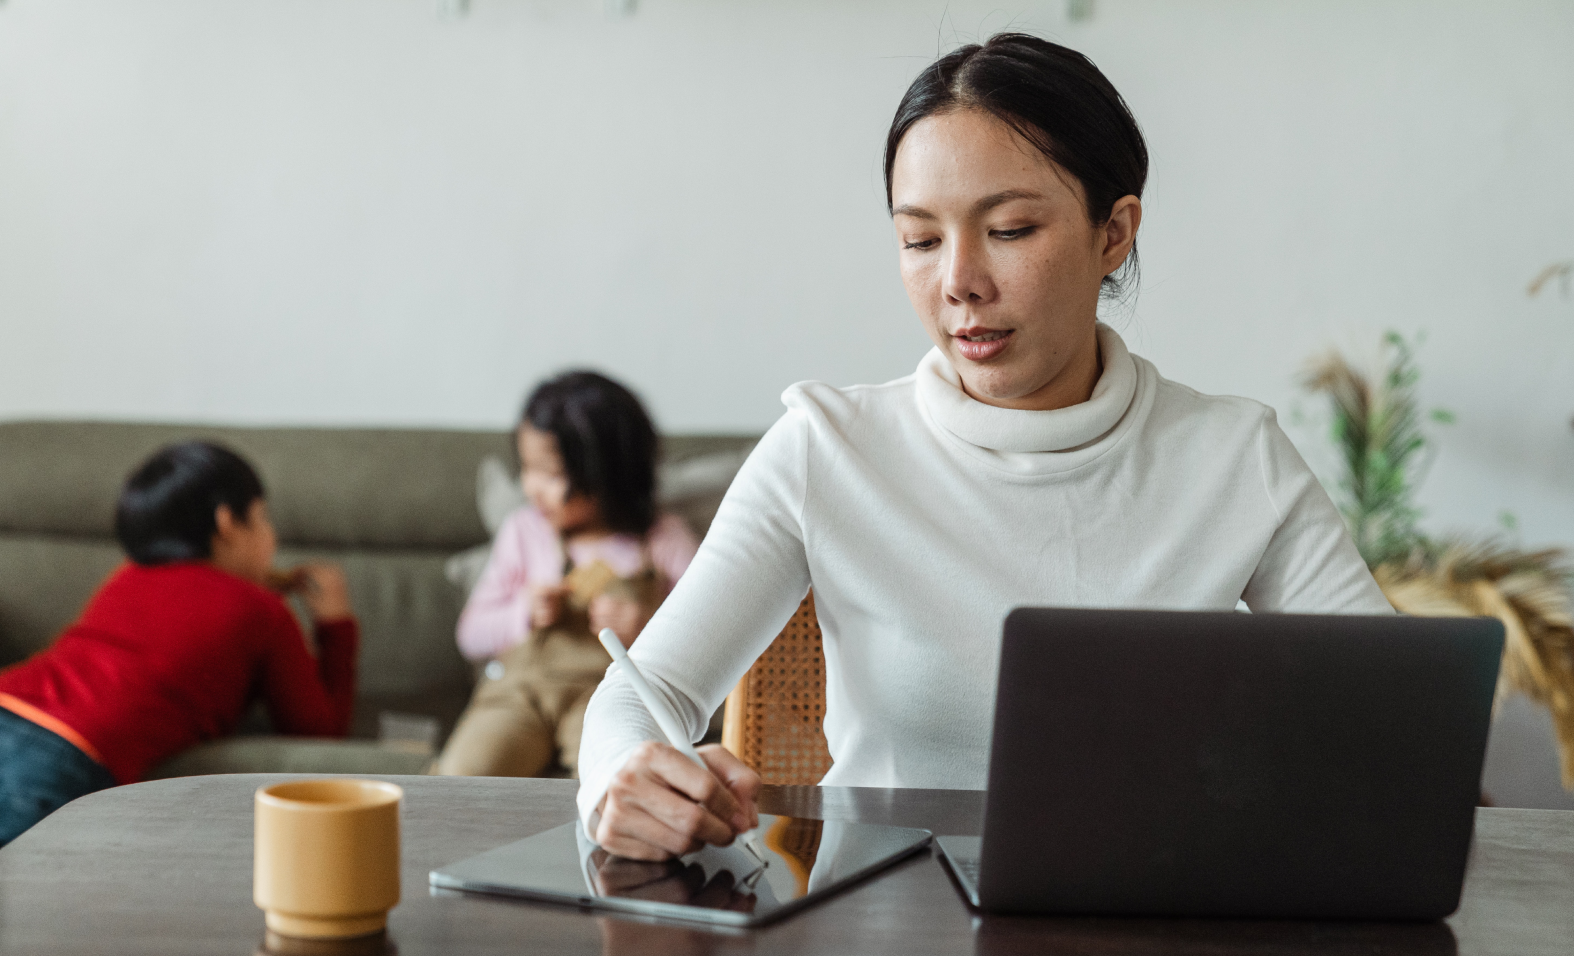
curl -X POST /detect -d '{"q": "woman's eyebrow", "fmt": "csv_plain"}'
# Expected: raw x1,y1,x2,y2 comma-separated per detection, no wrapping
973,188,1044,212
893,189,1045,220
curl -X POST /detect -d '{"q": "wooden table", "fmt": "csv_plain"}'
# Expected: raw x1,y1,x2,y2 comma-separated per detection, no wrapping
1,775,1570,955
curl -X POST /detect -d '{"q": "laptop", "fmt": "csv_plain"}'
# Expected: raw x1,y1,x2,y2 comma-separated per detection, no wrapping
935,607,1504,920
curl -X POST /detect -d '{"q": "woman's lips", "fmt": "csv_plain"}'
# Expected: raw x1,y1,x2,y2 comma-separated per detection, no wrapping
953,327,1013,362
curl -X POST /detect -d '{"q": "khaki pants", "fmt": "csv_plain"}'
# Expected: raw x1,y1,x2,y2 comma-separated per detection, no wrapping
434,626,612,778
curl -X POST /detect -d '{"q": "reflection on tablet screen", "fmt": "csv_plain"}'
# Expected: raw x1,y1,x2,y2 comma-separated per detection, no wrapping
432,813,932,927
577,816,799,912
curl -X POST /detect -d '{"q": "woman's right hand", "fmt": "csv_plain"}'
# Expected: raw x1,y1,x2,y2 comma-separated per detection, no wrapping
593,742,762,861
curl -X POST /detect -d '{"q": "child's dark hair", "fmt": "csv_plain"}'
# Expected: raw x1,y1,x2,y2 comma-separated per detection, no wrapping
522,371,658,536
114,441,266,565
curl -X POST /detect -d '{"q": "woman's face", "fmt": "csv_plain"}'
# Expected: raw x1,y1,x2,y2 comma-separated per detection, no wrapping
890,108,1140,410
519,425,601,534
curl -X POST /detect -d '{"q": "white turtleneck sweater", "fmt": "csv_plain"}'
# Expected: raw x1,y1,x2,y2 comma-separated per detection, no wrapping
576,325,1392,828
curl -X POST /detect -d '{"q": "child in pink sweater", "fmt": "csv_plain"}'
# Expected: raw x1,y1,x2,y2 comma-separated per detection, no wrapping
436,371,698,777
455,507,696,665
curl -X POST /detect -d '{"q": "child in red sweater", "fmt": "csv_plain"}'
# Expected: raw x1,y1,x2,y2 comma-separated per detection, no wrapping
0,441,358,846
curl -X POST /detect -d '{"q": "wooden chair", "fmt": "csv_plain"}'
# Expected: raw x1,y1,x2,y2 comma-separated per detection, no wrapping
720,592,834,785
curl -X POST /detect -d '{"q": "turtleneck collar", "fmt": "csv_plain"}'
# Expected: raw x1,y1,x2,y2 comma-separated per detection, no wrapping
914,322,1138,455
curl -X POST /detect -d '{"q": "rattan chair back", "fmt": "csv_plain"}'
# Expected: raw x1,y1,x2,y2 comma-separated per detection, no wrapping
720,592,834,785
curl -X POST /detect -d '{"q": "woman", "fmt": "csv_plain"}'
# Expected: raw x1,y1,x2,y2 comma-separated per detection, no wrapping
577,34,1392,861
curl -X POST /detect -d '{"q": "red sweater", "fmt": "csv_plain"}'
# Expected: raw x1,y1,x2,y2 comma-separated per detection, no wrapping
0,562,357,784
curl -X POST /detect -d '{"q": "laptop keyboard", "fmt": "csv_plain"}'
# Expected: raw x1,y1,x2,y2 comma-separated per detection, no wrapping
936,837,985,901
953,857,982,882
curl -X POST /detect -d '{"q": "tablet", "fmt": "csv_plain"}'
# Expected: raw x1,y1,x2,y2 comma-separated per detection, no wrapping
429,814,932,927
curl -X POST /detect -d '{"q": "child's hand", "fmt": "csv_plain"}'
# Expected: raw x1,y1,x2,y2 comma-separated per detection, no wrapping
264,567,306,594
295,563,353,623
529,583,568,630
589,594,652,649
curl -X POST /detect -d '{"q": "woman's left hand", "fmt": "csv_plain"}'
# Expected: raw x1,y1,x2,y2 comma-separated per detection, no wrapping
589,594,652,649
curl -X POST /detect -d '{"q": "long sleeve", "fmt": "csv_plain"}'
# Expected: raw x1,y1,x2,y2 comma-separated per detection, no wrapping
1241,410,1395,614
456,507,560,662
576,408,813,831
260,611,359,737
0,562,365,782
648,514,701,591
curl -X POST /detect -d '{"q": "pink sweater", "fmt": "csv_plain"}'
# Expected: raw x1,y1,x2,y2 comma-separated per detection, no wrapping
456,507,700,662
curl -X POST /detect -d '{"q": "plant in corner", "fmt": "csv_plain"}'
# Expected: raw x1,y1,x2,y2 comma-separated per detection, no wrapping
1301,333,1574,790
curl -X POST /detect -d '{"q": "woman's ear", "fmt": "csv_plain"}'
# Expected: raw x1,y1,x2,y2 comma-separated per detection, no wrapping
1100,194,1143,275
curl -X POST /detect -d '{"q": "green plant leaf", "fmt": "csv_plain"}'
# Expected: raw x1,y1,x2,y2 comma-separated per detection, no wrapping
1300,330,1441,569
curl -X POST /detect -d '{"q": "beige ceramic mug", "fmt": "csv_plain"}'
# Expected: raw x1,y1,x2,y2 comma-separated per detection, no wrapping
254,779,403,940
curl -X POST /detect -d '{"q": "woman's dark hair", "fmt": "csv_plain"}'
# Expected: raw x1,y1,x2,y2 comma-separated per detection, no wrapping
114,441,266,565
883,33,1149,297
522,371,659,536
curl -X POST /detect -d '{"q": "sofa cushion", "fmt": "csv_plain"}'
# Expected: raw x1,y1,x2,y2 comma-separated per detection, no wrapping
0,535,124,664
0,421,511,549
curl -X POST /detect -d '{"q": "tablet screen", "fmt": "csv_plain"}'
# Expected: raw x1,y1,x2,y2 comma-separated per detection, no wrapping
430,814,932,927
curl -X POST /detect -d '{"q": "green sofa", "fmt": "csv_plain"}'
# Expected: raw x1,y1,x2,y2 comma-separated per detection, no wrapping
0,420,754,778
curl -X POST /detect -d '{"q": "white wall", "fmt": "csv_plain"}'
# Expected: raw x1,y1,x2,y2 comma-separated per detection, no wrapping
1,0,1571,552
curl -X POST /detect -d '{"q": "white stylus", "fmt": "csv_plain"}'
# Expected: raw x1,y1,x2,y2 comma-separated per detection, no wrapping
597,628,767,865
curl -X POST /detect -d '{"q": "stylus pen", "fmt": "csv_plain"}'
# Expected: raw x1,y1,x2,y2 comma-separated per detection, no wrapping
597,628,767,865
